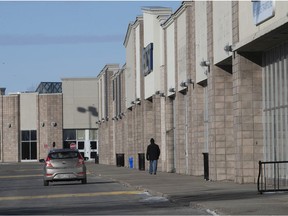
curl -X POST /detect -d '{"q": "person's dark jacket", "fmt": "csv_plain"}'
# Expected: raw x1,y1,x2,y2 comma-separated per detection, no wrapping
146,143,160,161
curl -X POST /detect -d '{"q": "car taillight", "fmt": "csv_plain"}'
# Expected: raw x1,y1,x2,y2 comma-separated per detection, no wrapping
45,156,53,168
77,154,84,166
77,172,85,176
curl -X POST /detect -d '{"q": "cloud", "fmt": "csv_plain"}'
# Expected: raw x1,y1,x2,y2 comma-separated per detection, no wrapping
0,34,124,46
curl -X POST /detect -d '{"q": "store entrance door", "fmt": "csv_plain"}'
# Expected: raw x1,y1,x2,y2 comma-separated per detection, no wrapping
77,141,85,158
78,141,98,160
63,129,98,161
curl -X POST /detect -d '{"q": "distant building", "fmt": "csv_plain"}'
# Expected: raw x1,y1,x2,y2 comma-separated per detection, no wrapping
0,79,99,162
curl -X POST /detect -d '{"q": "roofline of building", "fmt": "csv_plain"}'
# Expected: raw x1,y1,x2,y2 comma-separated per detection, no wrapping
61,77,98,81
123,16,143,47
141,6,172,15
162,1,192,29
97,64,120,79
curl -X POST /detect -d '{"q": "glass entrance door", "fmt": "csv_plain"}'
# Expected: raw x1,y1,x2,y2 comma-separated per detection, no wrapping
77,141,85,158
90,141,98,159
63,129,98,160
76,140,92,159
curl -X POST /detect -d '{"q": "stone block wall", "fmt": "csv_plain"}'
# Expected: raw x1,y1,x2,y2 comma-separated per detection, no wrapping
1,95,20,162
38,94,63,159
165,97,175,172
190,84,206,176
96,1,266,184
233,53,263,183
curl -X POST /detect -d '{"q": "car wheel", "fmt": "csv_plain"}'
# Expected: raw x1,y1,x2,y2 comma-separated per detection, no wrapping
44,180,49,186
81,178,87,184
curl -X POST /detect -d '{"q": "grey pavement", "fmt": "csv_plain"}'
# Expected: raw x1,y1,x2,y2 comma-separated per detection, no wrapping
86,162,288,215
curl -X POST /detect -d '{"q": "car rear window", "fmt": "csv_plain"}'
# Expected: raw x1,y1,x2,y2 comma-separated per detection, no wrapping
49,151,78,159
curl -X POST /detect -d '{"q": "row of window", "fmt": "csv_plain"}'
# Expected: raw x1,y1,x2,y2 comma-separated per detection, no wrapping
63,129,97,141
21,129,98,160
21,129,98,142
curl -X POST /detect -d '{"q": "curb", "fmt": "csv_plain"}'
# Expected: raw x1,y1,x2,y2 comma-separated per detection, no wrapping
97,172,167,198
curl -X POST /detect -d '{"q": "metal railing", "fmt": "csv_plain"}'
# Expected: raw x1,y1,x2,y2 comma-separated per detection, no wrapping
258,160,288,194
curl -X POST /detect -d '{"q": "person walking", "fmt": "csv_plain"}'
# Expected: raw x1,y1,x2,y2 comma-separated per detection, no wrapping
146,138,160,175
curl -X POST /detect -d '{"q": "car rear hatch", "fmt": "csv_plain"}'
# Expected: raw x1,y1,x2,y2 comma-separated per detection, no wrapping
50,158,79,169
47,151,82,169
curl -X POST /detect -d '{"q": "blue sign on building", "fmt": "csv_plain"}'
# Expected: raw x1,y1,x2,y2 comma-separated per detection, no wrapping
142,43,153,76
253,0,275,26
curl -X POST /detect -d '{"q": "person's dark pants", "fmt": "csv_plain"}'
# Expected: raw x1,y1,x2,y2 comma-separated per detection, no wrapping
149,160,158,174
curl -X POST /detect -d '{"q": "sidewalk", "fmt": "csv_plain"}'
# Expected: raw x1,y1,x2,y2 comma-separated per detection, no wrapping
87,163,288,215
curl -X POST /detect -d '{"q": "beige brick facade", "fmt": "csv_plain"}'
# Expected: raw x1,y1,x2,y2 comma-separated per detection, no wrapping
1,95,20,162
38,94,63,159
96,1,283,184
0,93,63,162
232,54,263,183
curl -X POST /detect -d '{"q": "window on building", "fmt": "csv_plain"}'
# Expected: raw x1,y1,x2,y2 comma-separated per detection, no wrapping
63,129,76,149
21,130,37,160
77,130,85,140
89,129,98,140
63,129,76,140
78,141,85,150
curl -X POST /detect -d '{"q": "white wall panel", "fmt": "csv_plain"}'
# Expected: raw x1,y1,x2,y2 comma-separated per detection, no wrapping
135,25,141,99
63,78,98,129
239,1,288,43
98,78,102,120
177,10,187,90
213,1,232,64
143,8,172,99
20,93,37,130
143,12,155,99
154,16,161,95
143,13,160,98
101,77,106,118
143,13,154,47
125,28,136,107
195,1,208,84
166,22,175,96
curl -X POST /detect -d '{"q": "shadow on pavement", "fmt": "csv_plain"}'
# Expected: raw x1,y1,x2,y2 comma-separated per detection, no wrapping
169,190,261,204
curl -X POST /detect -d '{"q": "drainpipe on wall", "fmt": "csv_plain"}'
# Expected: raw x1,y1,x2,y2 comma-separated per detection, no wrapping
185,92,189,175
172,98,176,173
180,80,193,175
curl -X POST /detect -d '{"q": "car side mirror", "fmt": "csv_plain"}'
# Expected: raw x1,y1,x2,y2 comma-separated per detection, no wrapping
39,159,45,163
84,157,89,161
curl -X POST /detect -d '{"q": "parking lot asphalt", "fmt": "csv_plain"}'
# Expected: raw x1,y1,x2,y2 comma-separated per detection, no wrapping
86,162,288,215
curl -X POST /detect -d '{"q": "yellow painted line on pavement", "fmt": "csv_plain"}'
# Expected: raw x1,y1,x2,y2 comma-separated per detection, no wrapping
0,191,142,201
15,169,42,171
0,172,91,179
0,174,42,179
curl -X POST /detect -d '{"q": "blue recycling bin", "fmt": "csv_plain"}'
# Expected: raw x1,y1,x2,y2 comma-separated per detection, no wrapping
129,156,134,168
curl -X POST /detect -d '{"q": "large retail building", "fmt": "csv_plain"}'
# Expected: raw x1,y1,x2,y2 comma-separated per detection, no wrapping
1,1,288,184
